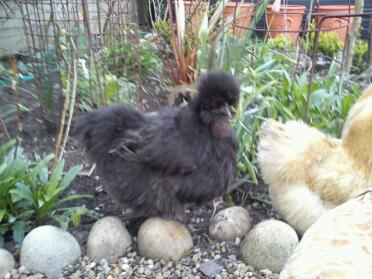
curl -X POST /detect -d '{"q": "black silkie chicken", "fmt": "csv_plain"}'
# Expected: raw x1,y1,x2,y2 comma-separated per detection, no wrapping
73,71,240,221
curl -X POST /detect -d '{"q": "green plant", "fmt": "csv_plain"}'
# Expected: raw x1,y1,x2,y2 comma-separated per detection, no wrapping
196,0,272,75
267,34,295,51
193,29,361,185
32,17,146,112
225,41,362,185
303,20,344,57
0,140,97,247
153,19,173,54
0,62,10,80
318,31,344,57
103,38,161,78
231,44,287,183
104,75,137,106
152,0,269,85
150,4,365,193
352,39,368,70
66,70,138,112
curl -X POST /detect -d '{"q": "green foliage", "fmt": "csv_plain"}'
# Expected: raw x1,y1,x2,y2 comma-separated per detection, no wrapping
0,62,10,80
103,39,161,78
32,19,158,112
67,70,138,112
71,36,160,111
153,20,172,52
0,141,97,247
352,39,368,70
152,0,269,85
211,41,362,184
244,0,269,40
195,29,354,183
197,34,246,74
104,75,137,106
197,0,271,75
158,6,363,185
267,34,294,51
317,31,344,57
0,59,33,85
303,20,344,57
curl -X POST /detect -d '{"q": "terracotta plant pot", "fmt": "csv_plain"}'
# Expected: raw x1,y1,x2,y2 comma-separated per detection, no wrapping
315,5,355,43
266,5,306,42
183,0,210,34
223,2,256,36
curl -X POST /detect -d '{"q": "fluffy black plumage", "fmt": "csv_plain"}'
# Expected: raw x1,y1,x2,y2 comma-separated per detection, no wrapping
73,71,240,221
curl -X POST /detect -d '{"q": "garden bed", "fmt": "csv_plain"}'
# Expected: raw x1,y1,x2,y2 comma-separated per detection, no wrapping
1,1,370,277
1,78,279,279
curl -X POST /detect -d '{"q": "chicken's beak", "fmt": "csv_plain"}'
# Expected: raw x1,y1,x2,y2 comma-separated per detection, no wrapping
229,105,237,117
224,104,232,119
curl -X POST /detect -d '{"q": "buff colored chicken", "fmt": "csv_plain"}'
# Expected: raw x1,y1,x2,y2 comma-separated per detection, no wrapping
280,190,372,279
257,86,372,234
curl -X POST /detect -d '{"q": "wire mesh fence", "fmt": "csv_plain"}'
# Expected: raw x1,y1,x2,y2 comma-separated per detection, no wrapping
0,1,370,119
19,0,140,125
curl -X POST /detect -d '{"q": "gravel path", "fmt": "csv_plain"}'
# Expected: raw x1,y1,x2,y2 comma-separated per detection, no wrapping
6,244,279,279
4,202,280,279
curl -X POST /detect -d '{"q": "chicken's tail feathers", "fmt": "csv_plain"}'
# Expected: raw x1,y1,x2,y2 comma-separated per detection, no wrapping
270,184,326,235
72,104,145,160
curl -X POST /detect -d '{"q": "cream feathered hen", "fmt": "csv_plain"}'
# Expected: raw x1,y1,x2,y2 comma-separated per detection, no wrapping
280,190,372,279
257,86,372,234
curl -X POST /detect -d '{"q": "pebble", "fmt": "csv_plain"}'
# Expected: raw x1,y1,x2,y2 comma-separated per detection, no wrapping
100,259,109,268
89,262,96,269
235,237,241,246
155,263,164,271
137,266,144,274
199,260,224,277
95,185,104,192
228,255,237,261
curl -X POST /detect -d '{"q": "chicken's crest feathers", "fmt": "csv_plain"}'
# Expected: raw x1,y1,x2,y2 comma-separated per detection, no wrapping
193,71,240,110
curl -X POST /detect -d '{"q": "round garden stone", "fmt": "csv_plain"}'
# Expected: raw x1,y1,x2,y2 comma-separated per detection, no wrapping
20,225,81,275
209,206,251,241
0,248,15,278
87,216,132,262
241,220,299,273
137,218,193,261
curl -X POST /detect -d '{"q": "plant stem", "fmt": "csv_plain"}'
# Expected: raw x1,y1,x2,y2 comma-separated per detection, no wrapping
11,56,20,158
59,59,78,161
343,0,364,74
0,116,11,140
52,61,70,171
368,14,372,68
52,96,68,171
